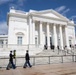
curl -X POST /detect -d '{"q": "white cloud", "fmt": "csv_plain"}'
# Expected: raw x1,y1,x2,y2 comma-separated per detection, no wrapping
70,16,76,19
62,8,70,16
0,21,8,34
17,0,25,6
9,0,26,10
55,6,70,17
55,6,66,12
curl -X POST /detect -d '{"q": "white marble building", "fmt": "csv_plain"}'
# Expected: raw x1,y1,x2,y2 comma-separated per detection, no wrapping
0,8,76,55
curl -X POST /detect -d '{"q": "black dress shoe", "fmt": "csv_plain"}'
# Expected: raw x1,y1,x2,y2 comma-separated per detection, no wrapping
30,65,32,68
23,66,26,68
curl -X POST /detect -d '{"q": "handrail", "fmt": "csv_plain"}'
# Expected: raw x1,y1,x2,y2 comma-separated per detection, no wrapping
0,55,76,68
0,54,76,59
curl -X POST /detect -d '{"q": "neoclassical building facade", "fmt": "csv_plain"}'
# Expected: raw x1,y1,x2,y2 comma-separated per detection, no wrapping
0,8,75,55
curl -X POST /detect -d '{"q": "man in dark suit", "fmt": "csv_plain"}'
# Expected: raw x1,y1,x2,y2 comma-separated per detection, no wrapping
9,51,16,69
23,50,32,68
6,51,16,70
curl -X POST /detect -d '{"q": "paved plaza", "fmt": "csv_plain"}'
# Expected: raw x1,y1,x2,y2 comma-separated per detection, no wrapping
0,62,76,75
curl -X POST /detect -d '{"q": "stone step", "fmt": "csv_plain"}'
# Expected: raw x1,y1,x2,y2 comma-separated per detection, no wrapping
36,49,76,56
36,49,58,56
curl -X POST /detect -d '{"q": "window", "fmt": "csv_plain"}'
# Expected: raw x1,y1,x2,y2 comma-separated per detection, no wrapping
17,36,22,45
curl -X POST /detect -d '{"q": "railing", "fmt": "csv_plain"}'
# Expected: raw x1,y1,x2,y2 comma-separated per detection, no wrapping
0,44,28,48
0,44,41,49
0,44,7,48
0,55,76,68
57,46,76,55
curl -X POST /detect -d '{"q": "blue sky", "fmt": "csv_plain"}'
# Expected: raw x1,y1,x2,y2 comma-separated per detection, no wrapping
0,0,76,34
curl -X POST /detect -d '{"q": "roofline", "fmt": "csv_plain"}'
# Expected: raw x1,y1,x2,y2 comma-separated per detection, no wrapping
0,35,8,38
29,9,69,21
7,9,75,26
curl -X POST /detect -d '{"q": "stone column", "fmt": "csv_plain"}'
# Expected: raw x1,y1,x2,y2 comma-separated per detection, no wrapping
53,24,58,49
3,39,7,48
65,26,70,49
32,20,35,45
59,25,63,50
3,40,6,44
29,16,33,50
29,16,33,44
39,22,43,45
46,23,50,49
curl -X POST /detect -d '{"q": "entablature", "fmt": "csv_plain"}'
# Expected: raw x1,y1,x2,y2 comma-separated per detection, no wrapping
32,15,67,25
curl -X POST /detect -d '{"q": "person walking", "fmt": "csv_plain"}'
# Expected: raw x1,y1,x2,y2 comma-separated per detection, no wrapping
23,50,32,68
6,51,16,70
13,50,16,66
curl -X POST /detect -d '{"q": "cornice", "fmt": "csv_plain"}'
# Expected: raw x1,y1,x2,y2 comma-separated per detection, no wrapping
68,23,76,26
8,12,28,18
0,35,8,38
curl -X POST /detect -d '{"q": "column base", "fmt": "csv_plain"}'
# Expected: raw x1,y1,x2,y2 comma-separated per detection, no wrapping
47,46,50,49
54,47,58,53
66,47,71,50
54,47,58,50
60,46,64,50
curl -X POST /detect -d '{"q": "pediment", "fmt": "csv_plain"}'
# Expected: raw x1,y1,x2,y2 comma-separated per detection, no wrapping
41,12,60,19
30,9,69,21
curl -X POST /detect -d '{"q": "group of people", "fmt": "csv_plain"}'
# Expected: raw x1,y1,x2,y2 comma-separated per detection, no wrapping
6,50,32,70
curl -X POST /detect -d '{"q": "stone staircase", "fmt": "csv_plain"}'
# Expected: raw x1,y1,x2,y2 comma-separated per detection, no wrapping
36,48,76,56
36,49,58,56
0,47,76,57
